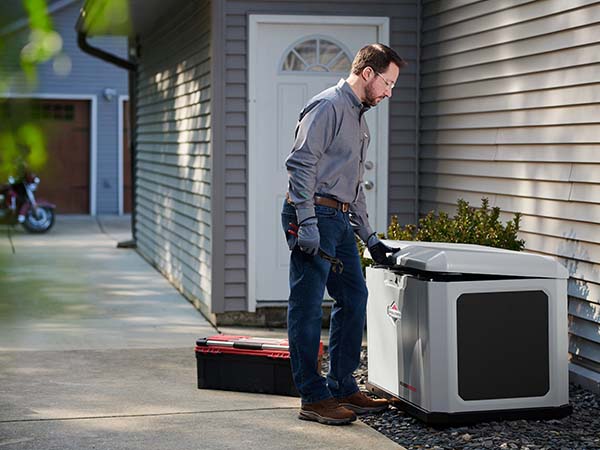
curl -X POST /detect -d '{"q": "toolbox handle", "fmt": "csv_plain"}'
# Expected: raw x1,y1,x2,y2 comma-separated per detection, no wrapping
233,342,263,350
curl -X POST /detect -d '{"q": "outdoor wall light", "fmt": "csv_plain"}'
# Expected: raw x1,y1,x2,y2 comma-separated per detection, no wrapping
102,87,117,101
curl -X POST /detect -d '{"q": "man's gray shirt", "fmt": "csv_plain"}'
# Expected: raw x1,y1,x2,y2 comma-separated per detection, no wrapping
286,78,374,241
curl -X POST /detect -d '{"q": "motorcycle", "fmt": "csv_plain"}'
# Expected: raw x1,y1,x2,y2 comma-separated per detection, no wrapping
0,173,56,233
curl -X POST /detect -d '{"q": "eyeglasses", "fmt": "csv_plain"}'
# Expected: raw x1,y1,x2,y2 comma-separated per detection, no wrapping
375,71,395,90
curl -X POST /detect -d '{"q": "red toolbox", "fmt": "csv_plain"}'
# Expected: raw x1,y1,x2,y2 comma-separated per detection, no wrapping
195,335,323,397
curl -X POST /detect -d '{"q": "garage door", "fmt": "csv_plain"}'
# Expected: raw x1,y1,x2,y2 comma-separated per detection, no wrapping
5,99,91,213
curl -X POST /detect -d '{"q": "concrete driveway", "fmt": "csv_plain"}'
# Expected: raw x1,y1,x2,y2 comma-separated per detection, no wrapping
0,216,402,450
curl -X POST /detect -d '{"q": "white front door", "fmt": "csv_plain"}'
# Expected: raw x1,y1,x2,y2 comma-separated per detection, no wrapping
248,15,390,307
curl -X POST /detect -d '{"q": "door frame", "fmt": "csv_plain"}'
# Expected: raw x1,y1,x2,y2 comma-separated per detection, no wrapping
117,94,129,215
1,93,98,215
247,14,390,312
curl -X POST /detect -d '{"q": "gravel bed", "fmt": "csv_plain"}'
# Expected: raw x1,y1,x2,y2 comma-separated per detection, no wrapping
326,348,600,449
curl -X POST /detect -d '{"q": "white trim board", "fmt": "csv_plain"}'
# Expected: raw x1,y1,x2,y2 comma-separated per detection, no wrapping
249,15,391,26
117,95,130,215
0,93,99,215
247,14,390,312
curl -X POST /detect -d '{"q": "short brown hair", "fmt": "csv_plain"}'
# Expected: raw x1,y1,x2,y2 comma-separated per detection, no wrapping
351,43,407,75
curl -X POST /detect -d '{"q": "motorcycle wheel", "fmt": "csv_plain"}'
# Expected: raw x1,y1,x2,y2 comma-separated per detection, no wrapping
22,206,55,233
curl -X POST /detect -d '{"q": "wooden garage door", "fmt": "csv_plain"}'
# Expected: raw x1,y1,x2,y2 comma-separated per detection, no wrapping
27,100,90,213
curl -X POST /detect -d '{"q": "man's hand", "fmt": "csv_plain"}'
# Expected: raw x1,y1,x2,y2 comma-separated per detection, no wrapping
367,233,398,266
297,217,320,256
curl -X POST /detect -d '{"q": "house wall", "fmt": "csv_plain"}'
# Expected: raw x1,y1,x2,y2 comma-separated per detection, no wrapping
419,0,600,391
218,0,420,313
1,0,128,214
135,0,213,315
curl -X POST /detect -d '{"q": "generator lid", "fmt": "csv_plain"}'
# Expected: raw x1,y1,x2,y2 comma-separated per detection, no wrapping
374,240,569,279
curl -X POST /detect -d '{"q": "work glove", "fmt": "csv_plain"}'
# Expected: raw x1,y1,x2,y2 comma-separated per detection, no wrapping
367,233,399,266
293,206,320,256
297,217,320,256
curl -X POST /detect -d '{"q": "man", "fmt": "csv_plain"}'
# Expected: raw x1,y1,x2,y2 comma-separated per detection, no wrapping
281,44,407,425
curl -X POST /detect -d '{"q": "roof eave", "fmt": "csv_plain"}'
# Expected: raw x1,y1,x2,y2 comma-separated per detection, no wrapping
77,0,132,37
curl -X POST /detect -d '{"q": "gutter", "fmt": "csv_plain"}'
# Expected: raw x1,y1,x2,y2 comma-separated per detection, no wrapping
76,30,138,247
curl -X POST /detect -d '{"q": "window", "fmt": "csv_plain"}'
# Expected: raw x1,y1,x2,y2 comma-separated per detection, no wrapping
281,37,352,73
34,103,75,121
0,101,75,121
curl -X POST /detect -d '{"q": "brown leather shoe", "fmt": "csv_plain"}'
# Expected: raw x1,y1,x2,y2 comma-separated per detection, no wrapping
337,391,389,415
299,398,357,425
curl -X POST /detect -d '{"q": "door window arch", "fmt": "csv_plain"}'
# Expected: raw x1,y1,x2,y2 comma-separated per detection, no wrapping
280,36,352,73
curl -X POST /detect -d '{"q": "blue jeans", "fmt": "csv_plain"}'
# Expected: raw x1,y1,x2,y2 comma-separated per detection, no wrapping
281,200,368,404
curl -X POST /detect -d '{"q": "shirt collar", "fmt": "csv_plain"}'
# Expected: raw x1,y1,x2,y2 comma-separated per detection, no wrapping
337,78,371,115
338,78,362,108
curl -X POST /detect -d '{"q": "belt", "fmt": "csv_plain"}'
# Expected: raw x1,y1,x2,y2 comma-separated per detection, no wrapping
286,193,350,213
315,195,350,213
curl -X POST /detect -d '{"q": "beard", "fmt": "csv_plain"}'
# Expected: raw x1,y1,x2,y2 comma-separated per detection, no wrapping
364,81,383,107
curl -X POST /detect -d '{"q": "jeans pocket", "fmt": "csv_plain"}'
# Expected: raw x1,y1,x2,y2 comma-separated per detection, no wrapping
282,213,298,251
287,234,297,251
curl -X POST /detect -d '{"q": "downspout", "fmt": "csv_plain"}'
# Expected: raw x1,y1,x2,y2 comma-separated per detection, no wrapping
77,31,138,246
77,32,136,71
414,0,422,226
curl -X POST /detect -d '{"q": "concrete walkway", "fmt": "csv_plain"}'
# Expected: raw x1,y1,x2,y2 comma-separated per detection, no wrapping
0,216,403,450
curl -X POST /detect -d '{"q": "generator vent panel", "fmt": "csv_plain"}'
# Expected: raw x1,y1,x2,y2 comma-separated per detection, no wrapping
457,290,549,401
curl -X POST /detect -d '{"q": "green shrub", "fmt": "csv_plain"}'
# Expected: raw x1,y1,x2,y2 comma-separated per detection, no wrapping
359,198,525,272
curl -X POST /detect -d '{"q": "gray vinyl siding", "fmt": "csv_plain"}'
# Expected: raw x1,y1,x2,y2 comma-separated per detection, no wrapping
1,0,128,214
420,0,600,389
222,0,420,312
134,0,213,312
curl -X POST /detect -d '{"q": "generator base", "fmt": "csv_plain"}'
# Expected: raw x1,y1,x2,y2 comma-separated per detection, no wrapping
366,381,572,427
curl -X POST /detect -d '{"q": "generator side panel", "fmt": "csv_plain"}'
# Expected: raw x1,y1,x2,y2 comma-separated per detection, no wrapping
366,267,400,396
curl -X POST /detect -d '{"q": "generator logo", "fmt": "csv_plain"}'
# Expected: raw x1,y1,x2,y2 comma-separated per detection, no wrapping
386,301,402,322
